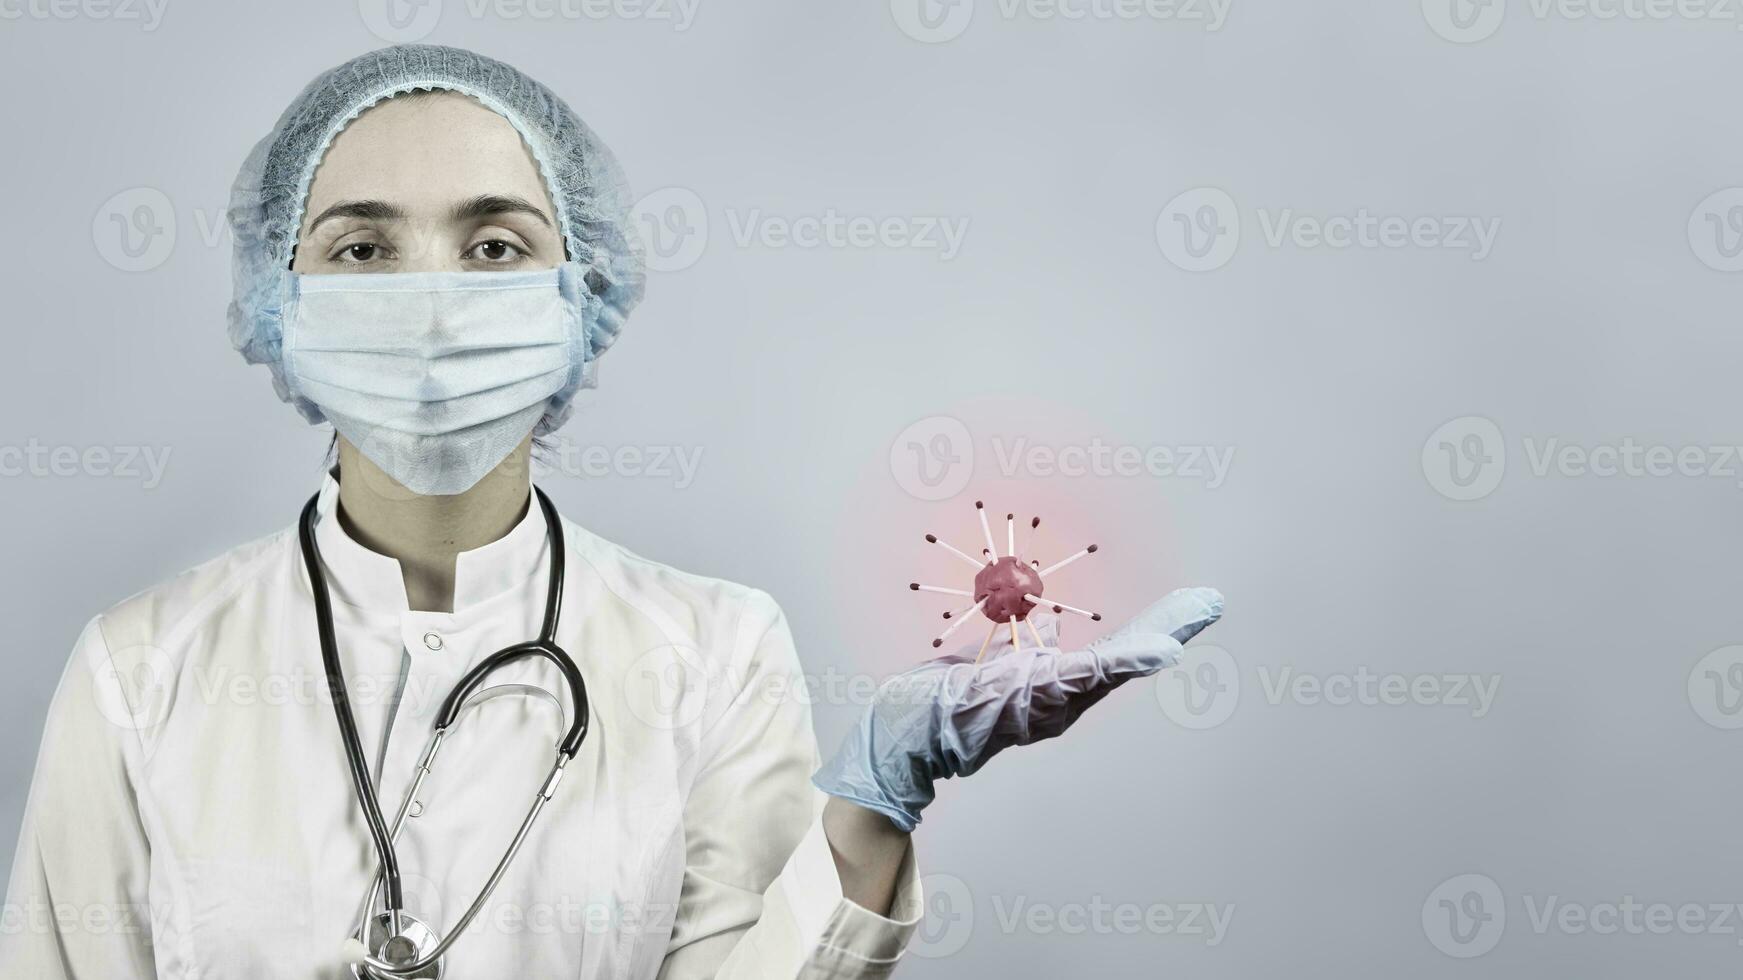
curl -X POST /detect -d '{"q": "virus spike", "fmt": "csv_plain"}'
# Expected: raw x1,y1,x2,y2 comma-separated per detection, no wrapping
1036,544,1098,578
944,596,984,619
926,533,987,570
975,501,998,559
1026,617,1047,650
1009,615,1021,656
974,621,999,663
933,598,988,646
911,583,973,597
1006,514,1015,557
1026,593,1101,621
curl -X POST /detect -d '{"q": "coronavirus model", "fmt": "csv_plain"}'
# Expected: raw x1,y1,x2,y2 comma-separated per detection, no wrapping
909,500,1101,662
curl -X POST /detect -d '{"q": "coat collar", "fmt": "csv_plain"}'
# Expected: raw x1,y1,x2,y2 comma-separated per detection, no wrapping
309,472,548,614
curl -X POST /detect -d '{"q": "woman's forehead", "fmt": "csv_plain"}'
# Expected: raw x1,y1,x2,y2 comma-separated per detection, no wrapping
301,91,555,225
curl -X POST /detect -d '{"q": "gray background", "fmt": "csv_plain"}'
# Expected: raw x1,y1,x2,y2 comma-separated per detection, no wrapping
1,0,1738,975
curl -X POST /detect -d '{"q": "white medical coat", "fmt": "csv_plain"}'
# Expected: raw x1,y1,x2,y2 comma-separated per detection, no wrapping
1,476,921,978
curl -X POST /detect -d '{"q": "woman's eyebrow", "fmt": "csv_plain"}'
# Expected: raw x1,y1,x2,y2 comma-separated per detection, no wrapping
451,194,553,228
308,199,405,228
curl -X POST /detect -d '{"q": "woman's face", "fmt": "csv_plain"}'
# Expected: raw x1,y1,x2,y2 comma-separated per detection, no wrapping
291,91,564,275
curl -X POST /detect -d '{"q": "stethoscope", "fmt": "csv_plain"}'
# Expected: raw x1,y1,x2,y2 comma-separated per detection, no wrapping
297,487,590,979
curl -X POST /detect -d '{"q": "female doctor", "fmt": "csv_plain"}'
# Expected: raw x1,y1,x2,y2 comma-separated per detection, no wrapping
0,45,1222,979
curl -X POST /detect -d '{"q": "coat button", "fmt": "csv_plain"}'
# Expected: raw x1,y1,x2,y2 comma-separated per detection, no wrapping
422,631,444,651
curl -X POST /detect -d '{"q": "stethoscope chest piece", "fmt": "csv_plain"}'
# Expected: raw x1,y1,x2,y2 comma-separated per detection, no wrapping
353,911,443,979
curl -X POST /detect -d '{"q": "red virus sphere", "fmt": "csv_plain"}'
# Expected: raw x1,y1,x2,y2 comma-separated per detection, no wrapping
909,500,1101,661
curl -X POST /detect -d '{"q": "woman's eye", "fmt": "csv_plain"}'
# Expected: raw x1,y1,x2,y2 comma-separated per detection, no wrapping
469,240,523,263
338,243,385,263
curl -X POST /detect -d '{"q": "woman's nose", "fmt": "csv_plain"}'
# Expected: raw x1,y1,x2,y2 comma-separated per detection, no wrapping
398,224,467,274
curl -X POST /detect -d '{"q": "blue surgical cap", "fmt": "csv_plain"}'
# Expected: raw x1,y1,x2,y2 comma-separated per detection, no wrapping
226,44,645,434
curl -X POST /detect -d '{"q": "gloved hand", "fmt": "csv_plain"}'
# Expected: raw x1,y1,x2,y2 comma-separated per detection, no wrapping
813,587,1223,832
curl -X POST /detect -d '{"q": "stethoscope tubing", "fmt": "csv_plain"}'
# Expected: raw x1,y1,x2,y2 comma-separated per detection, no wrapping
298,485,590,976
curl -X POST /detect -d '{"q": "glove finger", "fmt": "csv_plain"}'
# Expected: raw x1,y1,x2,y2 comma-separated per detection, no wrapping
1108,587,1223,645
1082,587,1224,676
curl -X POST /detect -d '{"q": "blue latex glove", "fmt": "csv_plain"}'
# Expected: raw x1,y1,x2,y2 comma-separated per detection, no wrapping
813,587,1224,832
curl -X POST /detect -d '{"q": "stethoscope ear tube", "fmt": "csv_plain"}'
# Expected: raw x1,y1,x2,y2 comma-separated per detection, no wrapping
429,487,588,758
432,640,590,758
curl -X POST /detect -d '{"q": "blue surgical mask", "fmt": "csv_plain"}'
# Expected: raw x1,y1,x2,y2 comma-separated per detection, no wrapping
281,266,587,496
